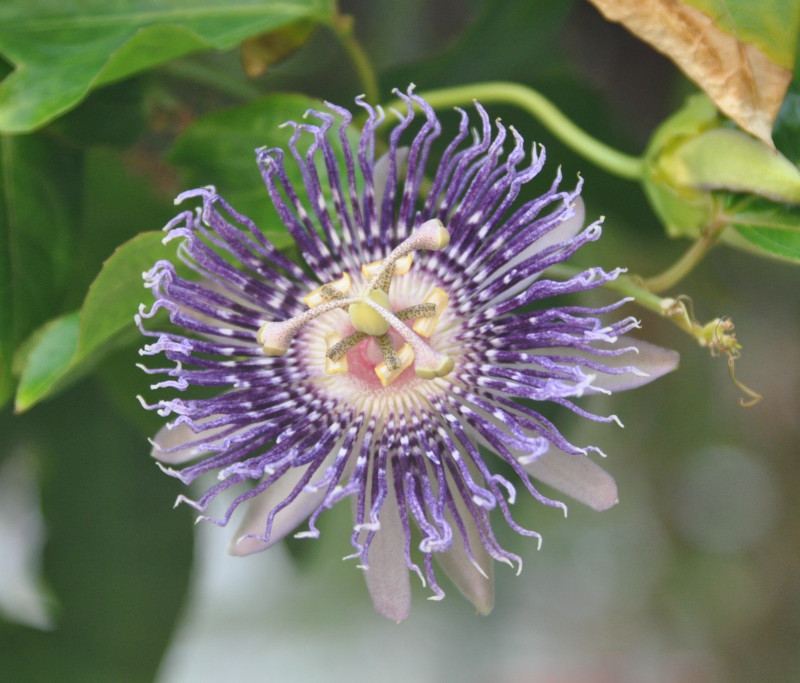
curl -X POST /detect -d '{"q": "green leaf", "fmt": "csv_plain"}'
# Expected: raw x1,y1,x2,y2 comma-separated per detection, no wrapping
715,84,800,263
0,0,334,133
168,92,339,247
12,313,80,413
0,133,81,408
14,232,176,412
733,224,800,261
773,86,800,166
661,128,800,203
69,146,179,307
722,194,800,262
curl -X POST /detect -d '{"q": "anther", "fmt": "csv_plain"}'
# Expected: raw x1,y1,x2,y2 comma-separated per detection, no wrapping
396,303,436,322
326,331,367,362
411,288,449,338
376,334,400,370
375,343,415,386
361,295,454,380
324,332,350,374
361,253,414,279
303,273,351,308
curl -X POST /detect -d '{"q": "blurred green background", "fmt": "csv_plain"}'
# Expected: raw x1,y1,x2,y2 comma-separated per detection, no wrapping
1,1,798,681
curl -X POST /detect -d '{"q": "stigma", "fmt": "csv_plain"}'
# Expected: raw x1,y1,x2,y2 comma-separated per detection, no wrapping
256,219,454,386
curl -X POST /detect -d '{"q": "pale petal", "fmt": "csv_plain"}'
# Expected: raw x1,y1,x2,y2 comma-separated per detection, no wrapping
526,194,586,255
151,421,219,465
150,418,254,466
587,336,679,393
479,196,586,306
228,465,327,556
529,336,680,394
361,479,412,622
524,447,618,511
436,507,494,615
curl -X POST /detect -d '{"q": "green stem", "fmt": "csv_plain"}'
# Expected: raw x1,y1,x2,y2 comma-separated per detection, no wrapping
544,263,744,360
643,219,726,293
545,264,666,316
384,82,644,180
329,13,380,104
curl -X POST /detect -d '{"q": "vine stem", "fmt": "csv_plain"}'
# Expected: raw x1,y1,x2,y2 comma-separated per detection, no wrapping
383,82,644,180
643,219,726,293
545,264,667,318
544,265,759,408
329,13,380,105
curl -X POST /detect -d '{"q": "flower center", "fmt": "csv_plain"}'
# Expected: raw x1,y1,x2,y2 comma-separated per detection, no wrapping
256,219,455,386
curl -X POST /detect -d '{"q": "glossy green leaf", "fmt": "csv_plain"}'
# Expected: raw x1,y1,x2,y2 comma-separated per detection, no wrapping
723,195,800,262
168,92,334,247
0,0,334,133
733,224,800,261
12,313,80,413
0,134,81,408
773,86,800,165
14,232,176,412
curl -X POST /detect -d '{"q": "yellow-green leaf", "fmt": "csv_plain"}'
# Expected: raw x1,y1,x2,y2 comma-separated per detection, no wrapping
14,231,178,412
0,0,334,133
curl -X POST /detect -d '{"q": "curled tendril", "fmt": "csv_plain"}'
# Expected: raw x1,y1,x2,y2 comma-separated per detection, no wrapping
661,296,762,407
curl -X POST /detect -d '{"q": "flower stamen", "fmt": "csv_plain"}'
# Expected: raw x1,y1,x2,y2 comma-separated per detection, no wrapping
396,302,437,322
326,330,368,362
257,296,359,355
361,296,454,379
364,219,450,294
361,253,414,280
324,332,350,374
375,343,415,386
260,220,454,381
303,272,351,307
411,288,449,338
376,333,401,370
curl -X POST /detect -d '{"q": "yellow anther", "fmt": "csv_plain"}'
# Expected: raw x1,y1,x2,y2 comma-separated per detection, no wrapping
324,332,349,374
412,287,449,338
415,355,454,380
361,253,414,280
302,272,351,308
349,289,392,336
375,344,415,387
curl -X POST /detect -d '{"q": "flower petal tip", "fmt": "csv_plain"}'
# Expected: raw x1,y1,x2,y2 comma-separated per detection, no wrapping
227,535,270,557
524,447,619,512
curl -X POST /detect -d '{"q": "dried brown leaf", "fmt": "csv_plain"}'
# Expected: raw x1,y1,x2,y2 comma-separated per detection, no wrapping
588,0,792,146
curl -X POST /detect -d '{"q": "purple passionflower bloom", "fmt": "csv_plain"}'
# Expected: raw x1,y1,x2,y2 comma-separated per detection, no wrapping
138,86,678,621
